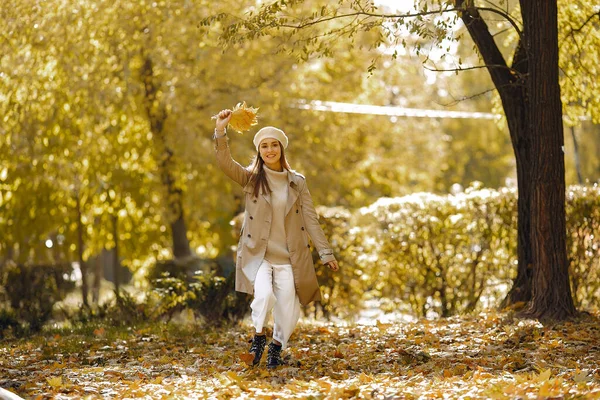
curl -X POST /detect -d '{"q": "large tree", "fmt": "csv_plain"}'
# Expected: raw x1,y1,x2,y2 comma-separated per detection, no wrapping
206,0,599,319
519,0,576,318
454,1,577,318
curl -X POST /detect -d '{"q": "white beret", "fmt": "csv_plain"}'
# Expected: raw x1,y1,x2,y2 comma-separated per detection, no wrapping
253,126,288,150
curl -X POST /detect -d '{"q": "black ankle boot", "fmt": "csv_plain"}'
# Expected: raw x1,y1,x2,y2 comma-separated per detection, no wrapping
249,335,267,366
267,342,283,369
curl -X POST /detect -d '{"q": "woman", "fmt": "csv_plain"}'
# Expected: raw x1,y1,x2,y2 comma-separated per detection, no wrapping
213,109,339,368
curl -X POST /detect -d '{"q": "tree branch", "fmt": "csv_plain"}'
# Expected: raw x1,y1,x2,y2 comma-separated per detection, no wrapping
569,10,600,34
279,9,459,30
423,63,519,74
454,0,517,89
274,6,521,36
438,86,498,107
560,11,600,57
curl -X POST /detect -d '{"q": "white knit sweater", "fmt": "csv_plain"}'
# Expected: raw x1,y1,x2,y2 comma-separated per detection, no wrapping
264,166,291,264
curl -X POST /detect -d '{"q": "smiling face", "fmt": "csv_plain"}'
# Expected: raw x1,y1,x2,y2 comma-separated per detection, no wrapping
259,138,282,171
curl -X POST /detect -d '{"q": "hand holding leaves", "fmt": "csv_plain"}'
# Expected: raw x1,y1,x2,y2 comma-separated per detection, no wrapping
212,102,259,133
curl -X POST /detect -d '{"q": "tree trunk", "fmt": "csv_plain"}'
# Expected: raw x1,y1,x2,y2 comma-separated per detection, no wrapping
520,0,576,320
91,219,102,305
171,213,192,259
439,279,449,318
503,99,533,306
112,213,121,299
92,253,102,305
141,54,192,259
75,191,90,308
503,118,533,306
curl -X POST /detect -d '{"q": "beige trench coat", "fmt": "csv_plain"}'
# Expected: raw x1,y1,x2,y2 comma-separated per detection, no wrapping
214,135,336,305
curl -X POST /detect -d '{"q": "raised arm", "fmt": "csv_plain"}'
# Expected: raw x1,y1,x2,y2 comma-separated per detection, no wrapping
214,109,250,187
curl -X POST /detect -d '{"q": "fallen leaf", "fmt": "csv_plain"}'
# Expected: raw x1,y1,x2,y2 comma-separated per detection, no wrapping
104,370,124,378
537,369,552,382
226,371,242,383
573,370,592,383
46,376,63,389
239,353,254,365
2,311,600,399
376,320,392,330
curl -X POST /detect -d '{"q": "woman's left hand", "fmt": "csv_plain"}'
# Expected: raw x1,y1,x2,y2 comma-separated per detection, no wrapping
325,260,339,271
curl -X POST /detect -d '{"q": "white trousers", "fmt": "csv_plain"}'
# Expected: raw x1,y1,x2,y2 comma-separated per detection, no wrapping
250,260,301,349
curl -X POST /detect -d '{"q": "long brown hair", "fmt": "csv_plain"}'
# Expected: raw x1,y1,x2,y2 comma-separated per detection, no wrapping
248,141,291,198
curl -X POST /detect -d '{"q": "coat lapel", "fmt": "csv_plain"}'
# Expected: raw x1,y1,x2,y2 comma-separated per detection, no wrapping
285,171,300,216
243,182,271,204
262,189,271,205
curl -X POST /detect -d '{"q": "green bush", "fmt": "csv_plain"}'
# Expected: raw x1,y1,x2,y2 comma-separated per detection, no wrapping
312,206,366,319
83,290,150,327
317,183,600,318
566,185,600,309
148,258,250,324
0,262,75,334
0,308,20,338
147,256,218,282
353,186,516,318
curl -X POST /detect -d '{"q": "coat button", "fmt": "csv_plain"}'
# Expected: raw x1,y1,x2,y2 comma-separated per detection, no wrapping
307,244,310,248
250,216,253,220
301,227,305,231
253,199,257,203
247,234,251,238
296,209,299,214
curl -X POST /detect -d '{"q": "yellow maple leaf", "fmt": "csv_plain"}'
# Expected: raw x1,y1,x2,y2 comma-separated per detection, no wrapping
212,101,259,133
537,369,552,382
537,380,559,398
229,101,259,133
49,362,66,371
46,376,63,389
573,369,592,383
357,373,373,383
376,320,392,331
316,378,332,390
226,371,242,382
157,354,171,364
259,370,271,378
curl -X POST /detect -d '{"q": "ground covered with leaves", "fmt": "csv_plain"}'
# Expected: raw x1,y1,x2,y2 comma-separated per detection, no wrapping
1,311,599,399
